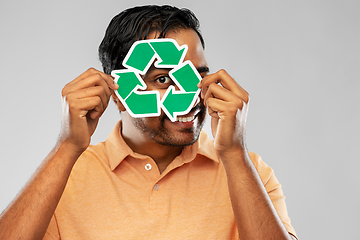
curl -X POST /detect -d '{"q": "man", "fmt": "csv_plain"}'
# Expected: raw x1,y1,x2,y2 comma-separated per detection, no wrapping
0,5,297,239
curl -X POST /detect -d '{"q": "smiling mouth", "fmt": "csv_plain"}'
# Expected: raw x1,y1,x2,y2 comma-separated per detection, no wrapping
173,103,203,123
161,101,205,125
176,115,195,122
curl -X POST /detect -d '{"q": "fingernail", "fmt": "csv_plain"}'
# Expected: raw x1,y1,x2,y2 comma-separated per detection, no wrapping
113,82,119,89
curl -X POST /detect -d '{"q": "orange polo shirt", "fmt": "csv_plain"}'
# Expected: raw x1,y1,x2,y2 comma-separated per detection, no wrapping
44,121,297,239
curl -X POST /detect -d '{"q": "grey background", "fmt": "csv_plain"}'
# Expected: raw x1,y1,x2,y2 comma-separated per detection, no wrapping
1,0,359,239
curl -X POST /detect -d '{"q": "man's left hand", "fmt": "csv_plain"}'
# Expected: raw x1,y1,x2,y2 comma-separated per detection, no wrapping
198,69,250,159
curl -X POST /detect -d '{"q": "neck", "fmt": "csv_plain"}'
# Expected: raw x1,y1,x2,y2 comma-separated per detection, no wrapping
121,119,184,174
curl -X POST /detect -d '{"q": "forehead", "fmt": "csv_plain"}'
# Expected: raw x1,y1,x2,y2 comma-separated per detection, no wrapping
147,28,207,68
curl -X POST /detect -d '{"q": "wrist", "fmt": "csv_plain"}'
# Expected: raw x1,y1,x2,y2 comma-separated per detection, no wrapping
57,130,90,154
218,147,248,169
55,139,87,163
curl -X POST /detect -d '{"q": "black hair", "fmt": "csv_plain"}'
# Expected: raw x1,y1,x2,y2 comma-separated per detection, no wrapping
98,5,205,74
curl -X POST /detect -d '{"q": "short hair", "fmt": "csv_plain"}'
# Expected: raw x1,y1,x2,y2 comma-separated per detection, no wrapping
98,5,205,74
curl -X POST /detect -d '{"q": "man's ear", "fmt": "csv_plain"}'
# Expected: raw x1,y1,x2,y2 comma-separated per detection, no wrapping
111,90,126,111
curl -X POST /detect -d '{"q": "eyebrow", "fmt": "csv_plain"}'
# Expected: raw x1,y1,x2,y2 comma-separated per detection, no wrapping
144,64,209,78
143,65,163,77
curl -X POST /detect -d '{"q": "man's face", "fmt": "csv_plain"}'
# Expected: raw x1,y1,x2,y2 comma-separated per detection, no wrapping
122,28,209,147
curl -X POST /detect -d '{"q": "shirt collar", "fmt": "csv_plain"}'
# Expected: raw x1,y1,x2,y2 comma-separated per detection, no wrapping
197,131,219,163
105,121,219,171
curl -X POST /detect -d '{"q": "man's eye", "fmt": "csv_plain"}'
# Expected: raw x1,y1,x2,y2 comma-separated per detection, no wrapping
156,76,171,84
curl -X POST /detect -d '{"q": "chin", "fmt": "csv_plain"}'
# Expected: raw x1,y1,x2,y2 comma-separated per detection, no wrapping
157,118,205,147
157,131,200,147
132,105,206,147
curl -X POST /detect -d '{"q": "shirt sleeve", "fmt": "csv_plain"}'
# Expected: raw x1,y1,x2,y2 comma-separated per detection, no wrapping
248,152,298,239
43,214,60,240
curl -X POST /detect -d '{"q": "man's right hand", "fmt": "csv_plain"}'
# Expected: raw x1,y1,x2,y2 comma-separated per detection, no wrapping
0,68,118,240
59,68,118,153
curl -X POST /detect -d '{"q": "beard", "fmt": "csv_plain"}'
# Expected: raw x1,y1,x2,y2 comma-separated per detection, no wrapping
132,103,206,147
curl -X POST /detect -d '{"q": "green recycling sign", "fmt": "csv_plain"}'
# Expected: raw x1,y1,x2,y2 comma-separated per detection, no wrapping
111,39,202,122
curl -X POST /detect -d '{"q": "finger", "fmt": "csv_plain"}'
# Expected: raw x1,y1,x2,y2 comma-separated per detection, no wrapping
200,69,249,103
68,96,104,120
79,86,110,112
206,97,240,120
80,68,118,90
203,83,245,110
73,78,111,107
63,73,112,102
67,85,109,114
201,69,240,94
64,68,118,95
66,72,111,94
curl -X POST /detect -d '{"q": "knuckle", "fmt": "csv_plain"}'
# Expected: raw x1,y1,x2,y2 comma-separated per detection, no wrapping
64,92,74,103
94,96,102,105
245,94,250,103
68,100,77,111
235,98,244,109
85,99,93,108
217,69,227,76
94,73,105,83
205,97,214,106
96,85,106,96
61,83,71,97
209,82,221,92
208,82,216,90
81,87,92,97
229,103,240,114
61,88,67,97
88,67,96,72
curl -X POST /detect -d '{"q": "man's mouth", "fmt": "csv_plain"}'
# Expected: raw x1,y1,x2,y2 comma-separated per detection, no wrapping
173,102,203,123
160,102,205,125
176,115,196,123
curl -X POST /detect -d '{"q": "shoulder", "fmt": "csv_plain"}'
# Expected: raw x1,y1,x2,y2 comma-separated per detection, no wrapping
247,152,276,185
69,142,109,179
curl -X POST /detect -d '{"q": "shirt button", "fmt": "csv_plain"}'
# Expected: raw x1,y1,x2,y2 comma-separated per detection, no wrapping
145,163,152,171
153,184,159,190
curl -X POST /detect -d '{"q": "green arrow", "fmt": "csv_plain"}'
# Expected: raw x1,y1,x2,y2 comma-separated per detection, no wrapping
125,91,159,116
170,61,201,92
124,42,155,73
150,40,186,67
161,87,197,121
113,71,145,99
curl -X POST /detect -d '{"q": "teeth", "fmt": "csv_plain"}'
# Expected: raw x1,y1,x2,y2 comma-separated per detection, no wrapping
176,115,195,122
